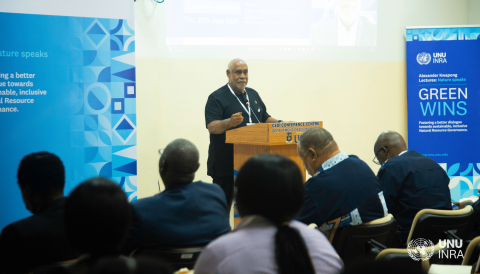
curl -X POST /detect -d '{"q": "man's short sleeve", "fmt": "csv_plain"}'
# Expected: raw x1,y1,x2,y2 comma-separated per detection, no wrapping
256,93,270,122
205,94,224,128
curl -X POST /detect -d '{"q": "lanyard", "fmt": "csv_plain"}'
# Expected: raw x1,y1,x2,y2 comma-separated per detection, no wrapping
227,84,252,124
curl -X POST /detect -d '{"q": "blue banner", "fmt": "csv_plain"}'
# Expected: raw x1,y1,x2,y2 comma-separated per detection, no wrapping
406,27,480,202
0,12,137,231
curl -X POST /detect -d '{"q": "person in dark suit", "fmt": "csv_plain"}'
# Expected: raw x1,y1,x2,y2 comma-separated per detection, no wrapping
0,152,78,274
296,127,387,240
311,0,377,46
123,139,231,254
373,131,452,246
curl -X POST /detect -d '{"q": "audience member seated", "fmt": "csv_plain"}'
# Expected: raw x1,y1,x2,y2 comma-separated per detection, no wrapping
296,127,388,240
62,177,133,274
194,154,343,274
0,152,78,274
373,131,451,246
123,139,230,254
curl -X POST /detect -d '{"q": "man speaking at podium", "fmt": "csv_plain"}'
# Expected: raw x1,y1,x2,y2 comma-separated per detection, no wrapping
205,59,280,209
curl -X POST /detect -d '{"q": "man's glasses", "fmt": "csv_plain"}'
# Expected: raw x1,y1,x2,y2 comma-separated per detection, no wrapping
372,146,388,165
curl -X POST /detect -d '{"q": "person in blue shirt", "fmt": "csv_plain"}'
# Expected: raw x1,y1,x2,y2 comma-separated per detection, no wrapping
296,127,387,241
123,139,231,254
373,131,451,246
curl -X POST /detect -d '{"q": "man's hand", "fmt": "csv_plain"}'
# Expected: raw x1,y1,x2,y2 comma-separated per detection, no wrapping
207,112,244,134
229,112,243,127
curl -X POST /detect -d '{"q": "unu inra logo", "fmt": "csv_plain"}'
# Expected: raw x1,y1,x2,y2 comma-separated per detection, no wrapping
417,52,431,65
407,238,464,261
407,238,435,261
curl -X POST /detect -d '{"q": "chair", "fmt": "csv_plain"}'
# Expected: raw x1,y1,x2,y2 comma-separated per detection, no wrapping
462,236,480,265
329,214,398,264
130,247,203,270
376,241,448,273
373,206,476,268
407,205,475,245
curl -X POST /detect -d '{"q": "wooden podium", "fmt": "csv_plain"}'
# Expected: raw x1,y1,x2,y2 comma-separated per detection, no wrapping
226,121,323,226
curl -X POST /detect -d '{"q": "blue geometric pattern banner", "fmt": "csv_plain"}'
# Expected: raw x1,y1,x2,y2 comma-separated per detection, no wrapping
0,12,136,231
406,26,480,202
71,17,138,202
441,163,480,202
406,27,480,42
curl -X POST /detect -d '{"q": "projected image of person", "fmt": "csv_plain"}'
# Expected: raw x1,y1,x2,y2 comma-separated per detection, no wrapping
311,0,377,46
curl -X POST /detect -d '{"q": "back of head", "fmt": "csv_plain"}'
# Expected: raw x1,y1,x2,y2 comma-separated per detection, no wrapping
298,127,337,157
236,154,304,222
375,131,407,147
235,154,315,274
64,177,131,258
17,151,65,196
159,139,200,186
374,130,408,158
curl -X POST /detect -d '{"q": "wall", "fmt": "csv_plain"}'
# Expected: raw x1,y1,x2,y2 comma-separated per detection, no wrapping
469,0,480,24
135,0,471,198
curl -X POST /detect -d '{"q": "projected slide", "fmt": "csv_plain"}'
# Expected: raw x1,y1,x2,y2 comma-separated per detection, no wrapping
167,0,377,47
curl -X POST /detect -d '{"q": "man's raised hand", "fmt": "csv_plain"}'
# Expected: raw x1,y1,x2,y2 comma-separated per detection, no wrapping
230,112,244,127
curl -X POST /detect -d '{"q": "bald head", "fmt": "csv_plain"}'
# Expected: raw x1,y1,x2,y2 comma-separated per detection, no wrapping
159,139,200,187
297,127,340,176
227,58,247,70
298,127,336,156
226,58,248,94
373,131,407,164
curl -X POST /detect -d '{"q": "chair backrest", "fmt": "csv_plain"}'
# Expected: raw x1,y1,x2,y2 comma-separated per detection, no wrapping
375,248,426,273
131,247,203,270
376,241,448,273
462,236,480,265
331,214,398,263
407,205,475,244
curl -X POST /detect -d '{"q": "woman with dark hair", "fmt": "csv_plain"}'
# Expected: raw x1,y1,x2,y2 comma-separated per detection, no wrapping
63,177,134,274
194,154,343,274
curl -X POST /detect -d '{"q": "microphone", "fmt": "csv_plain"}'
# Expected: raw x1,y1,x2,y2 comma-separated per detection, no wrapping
246,101,261,123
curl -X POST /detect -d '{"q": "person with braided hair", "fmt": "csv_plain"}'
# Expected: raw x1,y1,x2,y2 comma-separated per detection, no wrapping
194,154,342,274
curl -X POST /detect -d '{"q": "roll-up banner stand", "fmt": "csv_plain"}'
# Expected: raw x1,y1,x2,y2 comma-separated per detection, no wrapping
406,25,480,202
0,1,137,230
